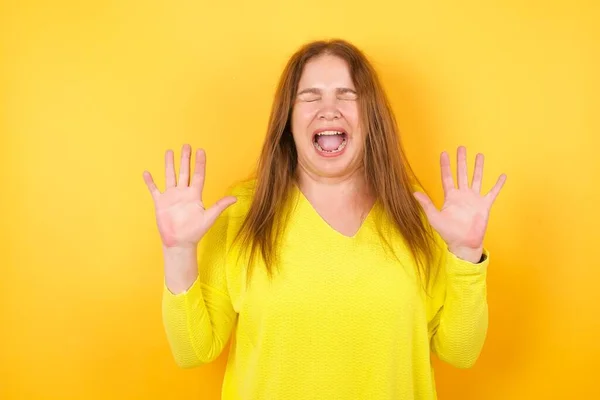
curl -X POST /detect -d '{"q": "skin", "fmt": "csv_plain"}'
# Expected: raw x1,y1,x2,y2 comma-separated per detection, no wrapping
413,147,507,263
291,53,364,184
290,54,374,237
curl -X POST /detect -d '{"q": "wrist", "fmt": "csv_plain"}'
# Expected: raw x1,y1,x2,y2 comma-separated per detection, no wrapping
448,246,483,264
162,244,197,256
163,246,199,294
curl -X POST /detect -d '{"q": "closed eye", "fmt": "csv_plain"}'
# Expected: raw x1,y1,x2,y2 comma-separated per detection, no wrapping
299,96,321,102
296,88,357,102
337,89,358,100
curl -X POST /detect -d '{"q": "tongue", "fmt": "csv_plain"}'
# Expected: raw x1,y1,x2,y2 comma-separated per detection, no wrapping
316,134,344,151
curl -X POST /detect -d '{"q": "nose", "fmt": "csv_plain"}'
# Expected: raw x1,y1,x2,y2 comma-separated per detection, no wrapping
317,97,341,120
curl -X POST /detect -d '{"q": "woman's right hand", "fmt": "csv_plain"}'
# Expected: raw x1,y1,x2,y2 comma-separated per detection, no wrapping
143,144,237,250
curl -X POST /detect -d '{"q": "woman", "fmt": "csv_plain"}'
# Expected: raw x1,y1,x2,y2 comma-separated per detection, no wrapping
142,39,506,399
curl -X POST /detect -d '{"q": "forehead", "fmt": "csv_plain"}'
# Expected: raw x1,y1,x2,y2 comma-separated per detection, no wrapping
297,54,355,88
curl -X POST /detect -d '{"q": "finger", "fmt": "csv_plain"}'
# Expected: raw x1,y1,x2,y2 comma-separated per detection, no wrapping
178,144,191,187
413,191,439,221
472,153,484,193
440,151,454,195
485,174,507,205
165,149,176,188
191,148,206,200
457,146,469,189
142,171,160,201
204,196,238,226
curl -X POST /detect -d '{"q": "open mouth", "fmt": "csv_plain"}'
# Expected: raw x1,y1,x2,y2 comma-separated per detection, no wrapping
312,130,348,154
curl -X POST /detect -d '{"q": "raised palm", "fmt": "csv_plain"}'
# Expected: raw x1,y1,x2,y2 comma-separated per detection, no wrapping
413,146,506,261
143,144,237,249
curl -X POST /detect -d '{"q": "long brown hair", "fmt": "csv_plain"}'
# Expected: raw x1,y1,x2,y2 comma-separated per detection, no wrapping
234,39,439,291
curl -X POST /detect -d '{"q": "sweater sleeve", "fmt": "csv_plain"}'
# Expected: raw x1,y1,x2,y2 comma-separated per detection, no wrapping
427,241,490,369
161,208,238,368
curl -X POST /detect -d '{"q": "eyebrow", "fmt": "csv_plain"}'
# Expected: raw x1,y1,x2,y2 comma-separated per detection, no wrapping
296,87,357,96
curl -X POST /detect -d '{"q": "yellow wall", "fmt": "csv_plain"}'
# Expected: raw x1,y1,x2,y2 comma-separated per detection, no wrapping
1,0,598,398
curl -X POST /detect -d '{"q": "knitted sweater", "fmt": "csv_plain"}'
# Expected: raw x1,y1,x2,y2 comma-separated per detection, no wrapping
162,180,489,399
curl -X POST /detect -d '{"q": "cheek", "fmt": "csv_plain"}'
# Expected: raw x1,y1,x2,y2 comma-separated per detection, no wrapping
291,104,317,133
340,102,360,127
291,109,312,149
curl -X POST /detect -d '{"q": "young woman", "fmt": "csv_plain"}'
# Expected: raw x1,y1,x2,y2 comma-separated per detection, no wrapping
143,39,506,399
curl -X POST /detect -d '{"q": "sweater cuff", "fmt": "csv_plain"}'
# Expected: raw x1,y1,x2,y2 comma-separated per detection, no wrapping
445,247,490,276
163,275,203,307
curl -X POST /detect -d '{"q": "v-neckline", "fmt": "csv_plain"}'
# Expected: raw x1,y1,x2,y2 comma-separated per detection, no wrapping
292,183,377,240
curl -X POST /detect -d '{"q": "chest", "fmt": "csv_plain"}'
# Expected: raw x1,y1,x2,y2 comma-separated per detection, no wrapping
237,233,425,343
304,200,371,238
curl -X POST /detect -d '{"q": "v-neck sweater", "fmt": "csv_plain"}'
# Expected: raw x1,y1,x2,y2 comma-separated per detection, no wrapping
161,179,489,399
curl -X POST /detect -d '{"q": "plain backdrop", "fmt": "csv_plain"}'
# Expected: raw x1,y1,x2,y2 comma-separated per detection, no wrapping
1,0,599,399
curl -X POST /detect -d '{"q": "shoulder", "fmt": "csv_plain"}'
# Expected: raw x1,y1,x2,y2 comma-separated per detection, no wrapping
227,178,257,198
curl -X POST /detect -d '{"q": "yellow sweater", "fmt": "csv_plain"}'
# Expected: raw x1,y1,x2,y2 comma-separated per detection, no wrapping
162,180,489,399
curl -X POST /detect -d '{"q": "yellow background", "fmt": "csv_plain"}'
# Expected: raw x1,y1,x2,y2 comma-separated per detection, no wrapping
1,0,599,399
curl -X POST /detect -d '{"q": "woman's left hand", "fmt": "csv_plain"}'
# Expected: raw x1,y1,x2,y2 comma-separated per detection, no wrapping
413,146,506,263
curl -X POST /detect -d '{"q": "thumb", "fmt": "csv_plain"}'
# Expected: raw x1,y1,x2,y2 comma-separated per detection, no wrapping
204,196,237,226
413,191,437,218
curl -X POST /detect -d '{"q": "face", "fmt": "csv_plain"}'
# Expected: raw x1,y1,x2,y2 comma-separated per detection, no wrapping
291,54,364,182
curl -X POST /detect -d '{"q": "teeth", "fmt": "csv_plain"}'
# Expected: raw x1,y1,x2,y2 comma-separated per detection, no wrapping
315,130,344,136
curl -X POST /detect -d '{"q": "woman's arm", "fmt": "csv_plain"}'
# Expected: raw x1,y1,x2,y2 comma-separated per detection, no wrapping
161,211,238,368
427,246,489,369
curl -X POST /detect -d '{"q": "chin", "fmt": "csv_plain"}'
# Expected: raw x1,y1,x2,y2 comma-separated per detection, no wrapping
308,149,362,179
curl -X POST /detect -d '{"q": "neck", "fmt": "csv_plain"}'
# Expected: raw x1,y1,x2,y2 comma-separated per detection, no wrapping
294,165,374,211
